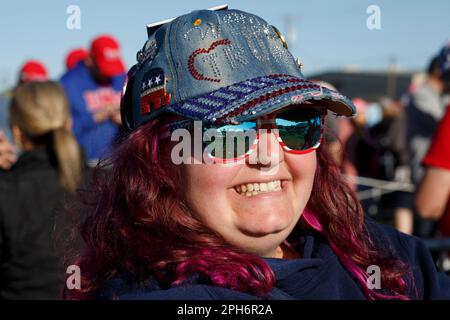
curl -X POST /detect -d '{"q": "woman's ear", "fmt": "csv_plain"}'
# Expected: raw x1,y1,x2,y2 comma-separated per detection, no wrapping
11,125,23,147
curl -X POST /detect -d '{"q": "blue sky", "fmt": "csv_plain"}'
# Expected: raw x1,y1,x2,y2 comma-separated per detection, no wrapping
0,0,449,91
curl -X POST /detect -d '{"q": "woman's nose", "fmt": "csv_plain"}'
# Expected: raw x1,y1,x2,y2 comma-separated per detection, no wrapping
247,129,284,168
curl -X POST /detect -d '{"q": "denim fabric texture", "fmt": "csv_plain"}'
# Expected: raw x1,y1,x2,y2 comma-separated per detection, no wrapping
122,9,356,131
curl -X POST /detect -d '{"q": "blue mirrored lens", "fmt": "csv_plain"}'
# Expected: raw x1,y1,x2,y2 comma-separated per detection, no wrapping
275,109,322,150
203,122,257,158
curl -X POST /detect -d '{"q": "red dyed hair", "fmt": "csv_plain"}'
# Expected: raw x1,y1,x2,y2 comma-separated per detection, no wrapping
65,116,412,300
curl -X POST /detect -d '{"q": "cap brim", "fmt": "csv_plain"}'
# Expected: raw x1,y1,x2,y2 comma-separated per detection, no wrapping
167,74,355,123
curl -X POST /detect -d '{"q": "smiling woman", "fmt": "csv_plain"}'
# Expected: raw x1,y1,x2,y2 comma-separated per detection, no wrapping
66,7,450,300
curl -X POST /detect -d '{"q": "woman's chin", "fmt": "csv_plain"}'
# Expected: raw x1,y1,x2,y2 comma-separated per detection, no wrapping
236,209,298,238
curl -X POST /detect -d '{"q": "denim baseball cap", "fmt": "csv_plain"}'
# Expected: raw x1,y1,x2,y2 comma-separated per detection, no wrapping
121,7,356,132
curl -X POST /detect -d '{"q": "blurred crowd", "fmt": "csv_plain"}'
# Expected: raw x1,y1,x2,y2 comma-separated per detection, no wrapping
0,33,449,299
317,44,450,242
0,35,126,299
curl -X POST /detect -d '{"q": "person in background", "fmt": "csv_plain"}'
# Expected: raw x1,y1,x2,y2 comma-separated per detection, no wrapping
65,48,89,71
406,49,449,237
369,98,413,234
0,81,83,299
416,107,450,236
416,43,450,239
0,60,49,170
341,97,374,191
60,35,126,167
406,56,448,184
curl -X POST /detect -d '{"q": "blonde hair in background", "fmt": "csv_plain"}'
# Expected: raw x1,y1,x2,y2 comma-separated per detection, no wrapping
10,81,82,192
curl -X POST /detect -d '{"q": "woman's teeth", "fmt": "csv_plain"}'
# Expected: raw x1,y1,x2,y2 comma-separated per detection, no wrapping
235,180,282,197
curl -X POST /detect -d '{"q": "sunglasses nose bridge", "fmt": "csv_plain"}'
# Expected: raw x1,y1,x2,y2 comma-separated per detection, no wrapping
257,117,276,130
247,127,284,166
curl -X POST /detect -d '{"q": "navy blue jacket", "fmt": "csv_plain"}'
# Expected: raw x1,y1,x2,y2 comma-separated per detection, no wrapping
97,222,450,300
0,149,66,299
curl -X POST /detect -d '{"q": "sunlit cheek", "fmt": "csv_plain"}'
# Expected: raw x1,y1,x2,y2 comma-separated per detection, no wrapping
183,162,239,206
286,149,317,174
284,151,317,206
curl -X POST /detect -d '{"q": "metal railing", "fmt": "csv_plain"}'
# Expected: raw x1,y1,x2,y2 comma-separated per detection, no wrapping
344,174,450,272
343,174,415,200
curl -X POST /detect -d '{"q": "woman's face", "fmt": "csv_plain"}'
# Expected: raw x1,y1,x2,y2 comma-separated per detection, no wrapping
180,111,317,258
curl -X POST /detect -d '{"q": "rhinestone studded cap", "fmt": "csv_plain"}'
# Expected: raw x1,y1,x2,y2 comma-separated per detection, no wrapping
121,7,356,131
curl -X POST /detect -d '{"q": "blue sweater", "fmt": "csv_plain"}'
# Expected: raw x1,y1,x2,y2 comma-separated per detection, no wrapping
96,223,450,300
60,62,126,162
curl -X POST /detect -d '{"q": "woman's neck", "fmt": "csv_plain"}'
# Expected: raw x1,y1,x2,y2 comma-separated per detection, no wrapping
274,243,301,259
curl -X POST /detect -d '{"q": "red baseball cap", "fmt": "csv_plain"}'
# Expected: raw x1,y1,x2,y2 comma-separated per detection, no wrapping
19,60,48,83
66,48,88,70
90,35,125,78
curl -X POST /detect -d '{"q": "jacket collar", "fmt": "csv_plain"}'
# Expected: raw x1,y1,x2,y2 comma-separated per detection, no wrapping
264,234,325,281
12,148,57,170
